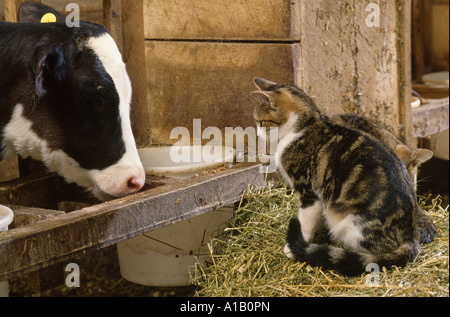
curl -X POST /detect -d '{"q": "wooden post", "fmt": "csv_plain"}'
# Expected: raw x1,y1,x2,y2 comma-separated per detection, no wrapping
412,0,426,82
4,0,40,22
397,0,413,146
103,0,123,54
297,0,412,145
121,0,150,146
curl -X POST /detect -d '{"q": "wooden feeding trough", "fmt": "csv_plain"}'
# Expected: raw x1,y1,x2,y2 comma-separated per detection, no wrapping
1,0,448,292
0,162,265,285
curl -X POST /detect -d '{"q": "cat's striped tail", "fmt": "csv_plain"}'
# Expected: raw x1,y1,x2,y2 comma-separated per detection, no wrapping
285,218,420,276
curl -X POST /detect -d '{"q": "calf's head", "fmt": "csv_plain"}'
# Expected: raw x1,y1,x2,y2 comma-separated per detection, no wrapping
3,3,145,200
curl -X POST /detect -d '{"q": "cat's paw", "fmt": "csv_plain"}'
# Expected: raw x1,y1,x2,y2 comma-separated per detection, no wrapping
418,220,438,244
284,243,294,259
417,210,438,244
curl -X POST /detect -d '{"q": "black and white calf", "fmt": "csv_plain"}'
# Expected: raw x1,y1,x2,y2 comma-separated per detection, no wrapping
0,2,145,201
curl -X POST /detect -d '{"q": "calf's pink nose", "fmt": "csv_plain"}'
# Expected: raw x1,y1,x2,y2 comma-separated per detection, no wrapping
127,175,145,194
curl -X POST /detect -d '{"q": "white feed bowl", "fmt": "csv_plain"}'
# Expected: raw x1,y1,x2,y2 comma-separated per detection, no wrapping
0,205,14,297
138,145,235,178
422,71,449,86
0,205,13,233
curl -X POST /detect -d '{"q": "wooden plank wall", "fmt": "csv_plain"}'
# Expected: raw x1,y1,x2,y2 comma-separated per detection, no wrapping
2,0,412,145
123,0,412,147
123,0,301,147
142,0,300,41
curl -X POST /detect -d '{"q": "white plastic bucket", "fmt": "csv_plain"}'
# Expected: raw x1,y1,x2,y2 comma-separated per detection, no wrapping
117,206,234,286
117,146,235,286
0,205,14,297
421,72,449,161
429,129,449,161
420,72,449,161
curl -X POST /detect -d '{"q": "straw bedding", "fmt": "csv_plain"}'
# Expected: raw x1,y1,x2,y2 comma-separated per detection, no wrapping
193,181,449,297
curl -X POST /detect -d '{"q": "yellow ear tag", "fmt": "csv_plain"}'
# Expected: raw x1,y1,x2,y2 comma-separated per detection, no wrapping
40,13,57,23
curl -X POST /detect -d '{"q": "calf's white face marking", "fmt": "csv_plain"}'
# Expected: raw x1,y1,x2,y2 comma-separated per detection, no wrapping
3,33,145,201
86,33,145,198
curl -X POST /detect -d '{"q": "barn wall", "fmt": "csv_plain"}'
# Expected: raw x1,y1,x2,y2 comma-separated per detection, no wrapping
2,0,412,146
122,0,411,147
123,0,301,146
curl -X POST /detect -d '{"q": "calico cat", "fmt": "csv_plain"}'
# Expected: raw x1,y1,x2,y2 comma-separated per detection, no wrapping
330,114,436,243
251,78,422,276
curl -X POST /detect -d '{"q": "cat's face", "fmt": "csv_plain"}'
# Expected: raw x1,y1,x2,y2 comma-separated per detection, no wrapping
251,79,292,130
250,79,289,153
251,78,320,142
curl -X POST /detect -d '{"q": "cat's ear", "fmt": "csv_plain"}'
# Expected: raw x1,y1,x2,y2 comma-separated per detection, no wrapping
395,145,434,166
254,78,278,91
412,149,433,165
250,91,276,107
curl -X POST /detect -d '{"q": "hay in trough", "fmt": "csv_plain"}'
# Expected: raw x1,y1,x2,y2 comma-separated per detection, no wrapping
193,180,449,297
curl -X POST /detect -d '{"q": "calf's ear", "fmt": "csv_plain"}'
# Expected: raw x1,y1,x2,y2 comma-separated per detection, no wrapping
19,1,65,24
32,44,70,98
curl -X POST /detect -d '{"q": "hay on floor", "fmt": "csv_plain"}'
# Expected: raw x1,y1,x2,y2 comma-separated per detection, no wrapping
193,181,449,297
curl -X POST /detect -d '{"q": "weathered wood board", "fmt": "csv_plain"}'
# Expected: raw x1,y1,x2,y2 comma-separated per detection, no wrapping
142,41,299,145
7,205,65,228
122,0,301,146
142,0,300,41
123,0,413,146
0,163,265,280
